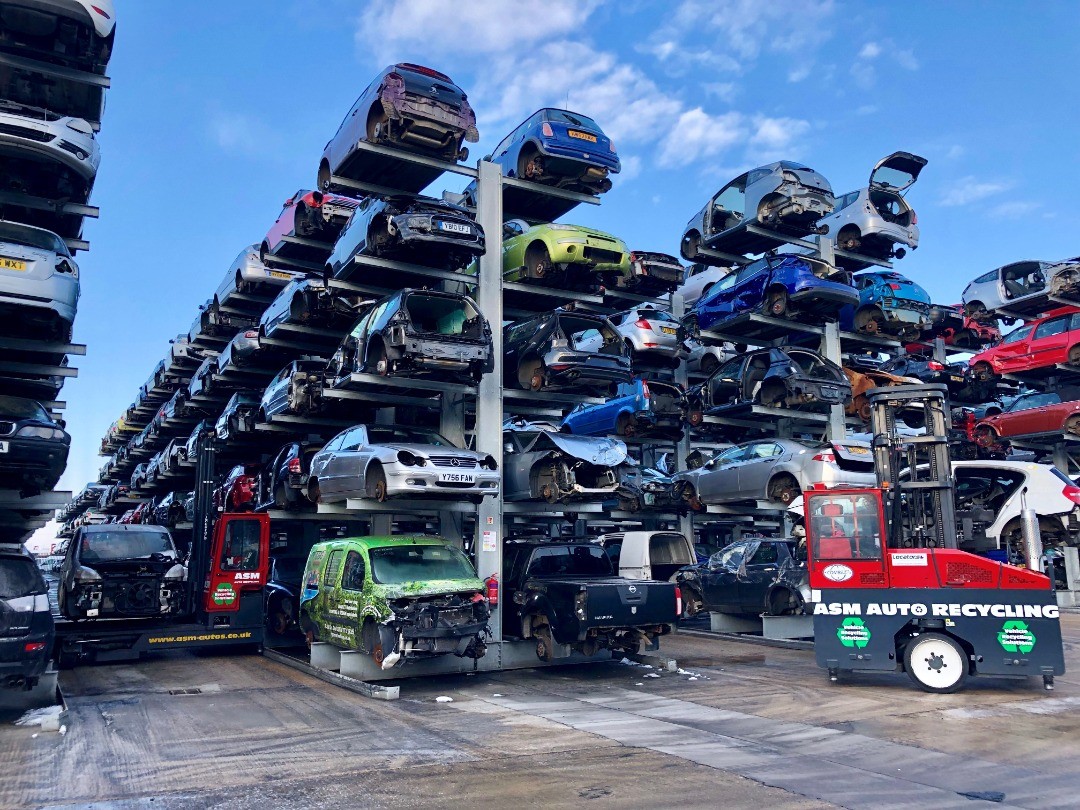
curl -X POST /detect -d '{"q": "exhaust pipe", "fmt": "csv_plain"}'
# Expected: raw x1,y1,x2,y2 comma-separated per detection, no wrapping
1019,489,1044,577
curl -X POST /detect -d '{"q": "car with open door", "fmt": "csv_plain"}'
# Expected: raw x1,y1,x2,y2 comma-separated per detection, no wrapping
681,161,835,261
818,151,926,265
961,258,1080,322
255,441,322,511
675,538,809,618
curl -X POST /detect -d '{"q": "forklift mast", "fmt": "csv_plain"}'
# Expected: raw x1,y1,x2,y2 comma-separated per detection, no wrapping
186,424,219,614
868,383,958,550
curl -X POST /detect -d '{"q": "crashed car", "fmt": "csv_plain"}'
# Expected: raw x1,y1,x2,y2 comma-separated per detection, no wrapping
676,538,809,618
560,379,687,439
819,151,926,263
841,270,932,340
259,278,363,341
969,306,1080,382
618,467,683,513
329,288,493,384
973,389,1080,449
503,309,631,394
214,243,303,310
0,394,70,493
319,63,479,192
57,523,187,620
308,424,499,505
215,391,260,441
213,464,259,512
502,419,636,504
151,491,190,529
298,536,489,669
260,189,360,262
682,161,835,261
258,360,331,422
495,219,630,293
689,347,851,417
624,251,684,294
962,258,1080,322
326,195,484,276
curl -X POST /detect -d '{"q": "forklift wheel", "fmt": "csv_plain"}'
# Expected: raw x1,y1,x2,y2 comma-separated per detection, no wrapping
903,633,968,693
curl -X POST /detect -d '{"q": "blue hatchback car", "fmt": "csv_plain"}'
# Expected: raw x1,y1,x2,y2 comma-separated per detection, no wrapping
685,255,857,333
560,379,687,439
840,270,932,340
464,108,619,203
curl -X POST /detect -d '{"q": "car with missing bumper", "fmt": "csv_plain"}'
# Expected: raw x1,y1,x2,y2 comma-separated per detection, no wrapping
589,306,686,368
57,524,187,620
841,270,931,340
624,251,684,294
258,360,331,422
261,190,360,262
0,0,116,74
308,424,499,505
496,219,630,292
502,539,679,661
968,306,1080,381
299,536,489,670
327,195,484,276
504,309,631,394
0,544,53,690
318,63,478,191
962,258,1080,321
973,389,1080,448
682,161,835,261
215,391,260,441
329,288,493,384
259,278,364,340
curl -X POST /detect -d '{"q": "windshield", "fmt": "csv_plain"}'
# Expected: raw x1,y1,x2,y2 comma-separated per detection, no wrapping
526,545,613,577
563,316,620,353
80,530,175,563
369,544,476,584
404,294,483,338
0,396,49,421
0,221,67,254
1000,325,1032,345
637,309,677,323
0,557,48,599
544,109,601,130
366,426,460,448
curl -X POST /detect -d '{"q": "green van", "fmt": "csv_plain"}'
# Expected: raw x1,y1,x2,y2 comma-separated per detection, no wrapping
298,536,489,669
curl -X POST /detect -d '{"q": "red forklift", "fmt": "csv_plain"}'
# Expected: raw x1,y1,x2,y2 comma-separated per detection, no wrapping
805,384,1065,693
55,432,272,666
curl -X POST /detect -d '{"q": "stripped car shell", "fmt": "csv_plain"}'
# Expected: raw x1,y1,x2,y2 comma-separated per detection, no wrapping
502,419,635,504
626,251,684,293
299,537,489,670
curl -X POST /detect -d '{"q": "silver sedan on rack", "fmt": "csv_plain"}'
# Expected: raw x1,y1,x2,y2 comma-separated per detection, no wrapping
307,424,499,504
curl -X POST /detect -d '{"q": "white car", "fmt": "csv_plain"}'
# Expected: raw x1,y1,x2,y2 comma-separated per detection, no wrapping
676,262,734,307
0,99,100,188
0,0,116,74
213,243,305,310
0,220,80,341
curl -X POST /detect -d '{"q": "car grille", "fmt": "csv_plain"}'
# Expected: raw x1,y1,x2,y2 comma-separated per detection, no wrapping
429,456,477,468
0,122,53,142
583,247,622,264
0,421,14,436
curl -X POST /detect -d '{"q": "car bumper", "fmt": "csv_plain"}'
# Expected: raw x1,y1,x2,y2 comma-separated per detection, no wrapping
385,465,500,498
0,436,69,484
0,636,52,683
863,218,919,249
546,361,632,387
0,128,99,179
391,214,485,254
0,272,78,324
627,327,683,354
800,462,877,490
537,141,620,172
386,334,493,374
790,284,860,307
789,379,850,406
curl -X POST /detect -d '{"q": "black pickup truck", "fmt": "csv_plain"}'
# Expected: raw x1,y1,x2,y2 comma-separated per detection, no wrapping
503,540,679,661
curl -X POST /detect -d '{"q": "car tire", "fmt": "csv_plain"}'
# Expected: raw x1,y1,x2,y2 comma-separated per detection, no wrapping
524,242,552,281
366,103,388,143
274,483,289,510
616,412,634,437
699,353,720,376
317,160,333,192
767,474,800,506
766,587,803,616
974,426,998,448
518,148,543,182
766,288,788,318
682,231,701,261
903,632,969,694
366,464,388,502
837,226,861,251
972,362,995,383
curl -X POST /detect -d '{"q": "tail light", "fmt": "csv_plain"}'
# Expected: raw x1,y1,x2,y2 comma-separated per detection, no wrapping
541,122,554,137
244,330,258,339
635,319,652,329
675,585,683,616
813,451,836,463
24,642,47,653
641,380,650,398
1062,485,1080,506
288,457,302,474
927,361,945,371
888,283,901,291
548,363,571,372
609,139,617,153
911,210,918,225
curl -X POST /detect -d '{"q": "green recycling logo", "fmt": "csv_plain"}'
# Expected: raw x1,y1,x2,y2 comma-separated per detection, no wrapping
997,620,1035,654
213,582,236,606
837,617,871,648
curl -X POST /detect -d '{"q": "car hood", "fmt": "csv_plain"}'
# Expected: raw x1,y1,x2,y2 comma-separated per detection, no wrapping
517,431,628,465
380,578,484,601
379,442,480,459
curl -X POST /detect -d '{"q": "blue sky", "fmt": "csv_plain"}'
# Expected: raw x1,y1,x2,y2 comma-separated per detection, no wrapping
35,0,1080,544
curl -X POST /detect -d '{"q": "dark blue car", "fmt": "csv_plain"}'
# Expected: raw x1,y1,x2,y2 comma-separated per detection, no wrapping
560,379,687,439
464,108,620,204
685,255,857,333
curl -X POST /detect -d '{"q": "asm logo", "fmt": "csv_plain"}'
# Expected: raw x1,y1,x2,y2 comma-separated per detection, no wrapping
233,571,260,582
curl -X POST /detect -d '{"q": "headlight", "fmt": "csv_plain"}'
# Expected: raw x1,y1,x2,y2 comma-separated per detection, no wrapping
17,425,66,440
164,564,187,581
74,565,101,582
397,450,426,467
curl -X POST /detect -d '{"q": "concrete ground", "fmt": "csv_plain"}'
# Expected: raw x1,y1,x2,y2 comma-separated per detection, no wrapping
1,614,1078,810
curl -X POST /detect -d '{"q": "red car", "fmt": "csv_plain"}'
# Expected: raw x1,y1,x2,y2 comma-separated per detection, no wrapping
213,464,259,512
261,189,360,263
974,390,1080,447
969,306,1080,381
943,304,1000,349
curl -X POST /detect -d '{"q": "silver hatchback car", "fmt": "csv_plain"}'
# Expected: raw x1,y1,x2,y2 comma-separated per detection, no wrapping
961,258,1080,321
0,220,80,341
214,243,305,310
0,99,100,190
672,437,876,507
600,307,686,366
308,424,499,504
819,151,926,263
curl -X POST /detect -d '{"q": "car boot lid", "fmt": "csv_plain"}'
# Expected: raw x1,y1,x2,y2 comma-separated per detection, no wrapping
870,151,927,193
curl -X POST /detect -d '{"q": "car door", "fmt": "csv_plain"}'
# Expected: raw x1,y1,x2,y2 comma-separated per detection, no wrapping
1026,314,1072,369
732,262,768,314
1006,392,1060,435
706,356,744,407
321,548,351,644
697,271,739,327
737,441,784,498
313,431,351,494
700,542,747,611
697,445,749,501
338,549,367,645
737,541,781,612
707,176,746,238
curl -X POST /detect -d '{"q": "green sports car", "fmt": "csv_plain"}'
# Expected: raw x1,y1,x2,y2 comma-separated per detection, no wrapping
298,536,489,669
498,219,631,291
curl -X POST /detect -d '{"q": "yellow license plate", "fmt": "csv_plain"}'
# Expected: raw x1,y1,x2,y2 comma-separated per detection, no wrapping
660,326,677,335
568,130,597,143
0,257,27,271
269,271,293,279
845,446,870,454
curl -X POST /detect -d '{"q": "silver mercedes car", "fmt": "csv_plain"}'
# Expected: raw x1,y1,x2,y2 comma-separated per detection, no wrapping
307,424,499,504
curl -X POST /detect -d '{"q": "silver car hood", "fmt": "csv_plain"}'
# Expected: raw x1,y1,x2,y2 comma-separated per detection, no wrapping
519,432,628,466
381,442,479,458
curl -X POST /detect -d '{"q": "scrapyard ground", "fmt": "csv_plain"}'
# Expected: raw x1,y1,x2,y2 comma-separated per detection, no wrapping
1,613,1078,809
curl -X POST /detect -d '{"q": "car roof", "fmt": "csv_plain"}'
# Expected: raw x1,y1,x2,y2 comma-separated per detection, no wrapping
82,523,170,532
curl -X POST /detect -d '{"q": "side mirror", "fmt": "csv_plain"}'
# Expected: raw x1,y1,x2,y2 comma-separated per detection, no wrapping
483,154,492,162
57,419,67,430
283,197,295,207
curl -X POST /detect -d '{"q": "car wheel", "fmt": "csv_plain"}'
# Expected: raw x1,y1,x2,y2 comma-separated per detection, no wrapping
903,633,968,694
1069,346,1080,366
837,226,861,251
517,358,543,391
766,288,788,318
518,148,543,181
854,307,883,334
699,353,720,376
972,362,995,383
524,242,552,281
682,231,701,261
973,426,998,448
366,103,388,143
366,464,388,502
616,412,635,437
317,160,333,192
767,474,800,505
678,481,703,512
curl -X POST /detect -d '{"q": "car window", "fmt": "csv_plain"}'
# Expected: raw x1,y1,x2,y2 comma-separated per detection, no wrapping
974,270,998,284
220,519,261,572
712,183,745,216
748,442,782,459
324,549,344,587
0,557,48,599
714,357,743,379
715,446,749,466
341,550,366,590
715,273,738,292
1033,316,1069,340
339,427,368,451
0,221,67,253
836,191,859,210
544,109,601,130
748,543,778,565
735,264,763,283
711,543,747,570
526,545,612,577
1008,392,1059,411
999,324,1032,345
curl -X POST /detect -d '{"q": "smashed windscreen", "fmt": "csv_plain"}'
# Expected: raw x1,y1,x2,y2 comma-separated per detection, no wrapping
369,544,476,585
80,530,175,563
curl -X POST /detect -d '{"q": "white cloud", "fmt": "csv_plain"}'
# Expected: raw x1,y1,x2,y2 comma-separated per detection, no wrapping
703,82,737,102
658,107,747,168
851,39,919,89
750,115,811,157
990,201,1039,219
671,0,835,60
207,111,281,159
856,104,879,116
355,0,605,61
859,42,882,59
618,154,643,182
895,49,919,71
945,144,965,159
939,176,1010,207
788,64,812,83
